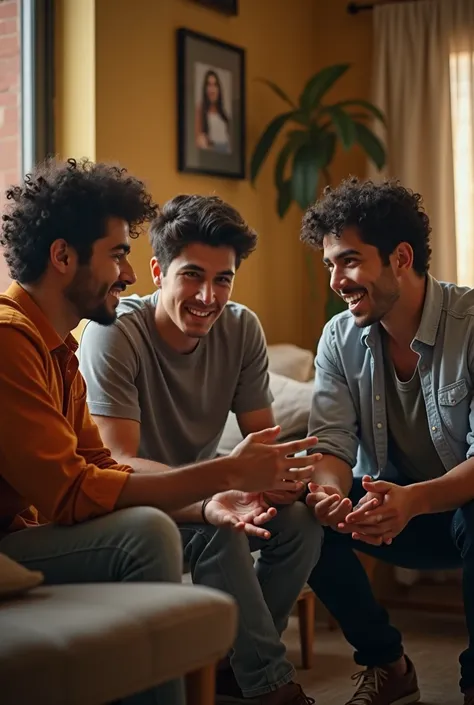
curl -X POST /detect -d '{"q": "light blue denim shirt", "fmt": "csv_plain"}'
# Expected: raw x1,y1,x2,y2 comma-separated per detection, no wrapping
309,275,474,478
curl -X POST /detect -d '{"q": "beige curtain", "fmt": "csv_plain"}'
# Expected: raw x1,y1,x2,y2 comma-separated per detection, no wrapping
370,0,474,285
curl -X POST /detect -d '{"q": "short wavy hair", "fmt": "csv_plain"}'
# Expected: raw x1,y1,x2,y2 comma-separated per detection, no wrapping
149,194,257,273
301,177,432,275
1,157,157,283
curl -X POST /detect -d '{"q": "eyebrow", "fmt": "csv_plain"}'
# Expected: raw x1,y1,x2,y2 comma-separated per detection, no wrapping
178,263,235,277
110,244,131,255
323,248,362,265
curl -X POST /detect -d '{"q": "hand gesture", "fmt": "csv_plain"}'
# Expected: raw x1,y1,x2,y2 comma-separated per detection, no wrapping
231,426,321,493
342,476,414,545
306,482,354,530
203,490,276,538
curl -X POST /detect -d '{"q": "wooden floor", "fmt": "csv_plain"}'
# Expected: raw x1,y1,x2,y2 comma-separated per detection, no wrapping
283,607,467,705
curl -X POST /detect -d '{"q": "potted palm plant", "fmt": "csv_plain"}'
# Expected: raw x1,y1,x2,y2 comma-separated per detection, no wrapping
250,63,386,320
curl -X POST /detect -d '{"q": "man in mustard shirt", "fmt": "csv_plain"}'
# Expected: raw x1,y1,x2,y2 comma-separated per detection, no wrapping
0,158,320,705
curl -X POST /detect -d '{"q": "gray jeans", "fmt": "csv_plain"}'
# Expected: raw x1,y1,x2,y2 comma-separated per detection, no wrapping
0,507,186,705
179,501,323,698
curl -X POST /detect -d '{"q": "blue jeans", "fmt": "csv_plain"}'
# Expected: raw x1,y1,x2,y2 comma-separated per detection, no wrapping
180,501,323,698
307,471,474,692
0,508,186,705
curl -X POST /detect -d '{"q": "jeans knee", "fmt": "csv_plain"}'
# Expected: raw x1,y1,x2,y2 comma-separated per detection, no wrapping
275,502,323,556
112,507,183,583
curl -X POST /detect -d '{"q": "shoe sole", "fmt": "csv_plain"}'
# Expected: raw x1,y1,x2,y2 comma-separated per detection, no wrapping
390,690,421,705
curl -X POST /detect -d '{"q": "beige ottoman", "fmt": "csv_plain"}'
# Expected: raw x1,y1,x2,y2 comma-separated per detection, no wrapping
0,583,237,705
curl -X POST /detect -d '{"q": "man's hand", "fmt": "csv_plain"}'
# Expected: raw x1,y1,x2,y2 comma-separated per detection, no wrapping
203,490,276,538
306,474,381,531
343,476,416,545
306,482,354,530
231,426,322,493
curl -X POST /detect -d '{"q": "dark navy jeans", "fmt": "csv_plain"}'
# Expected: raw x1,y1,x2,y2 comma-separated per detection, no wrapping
307,474,474,691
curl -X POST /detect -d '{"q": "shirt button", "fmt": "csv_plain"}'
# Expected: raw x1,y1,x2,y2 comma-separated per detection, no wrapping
431,426,437,431
377,422,383,429
375,395,380,401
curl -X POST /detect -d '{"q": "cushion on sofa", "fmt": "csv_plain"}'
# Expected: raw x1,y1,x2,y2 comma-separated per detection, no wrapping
217,372,313,455
0,583,237,705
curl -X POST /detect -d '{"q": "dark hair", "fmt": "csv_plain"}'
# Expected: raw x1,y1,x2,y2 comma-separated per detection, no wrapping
1,157,157,284
301,177,432,275
201,70,229,142
149,194,257,272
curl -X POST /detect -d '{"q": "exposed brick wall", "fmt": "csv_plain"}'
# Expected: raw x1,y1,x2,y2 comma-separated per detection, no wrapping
0,0,20,289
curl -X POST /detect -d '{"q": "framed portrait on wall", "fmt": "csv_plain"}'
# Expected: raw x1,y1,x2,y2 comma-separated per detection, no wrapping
177,28,246,179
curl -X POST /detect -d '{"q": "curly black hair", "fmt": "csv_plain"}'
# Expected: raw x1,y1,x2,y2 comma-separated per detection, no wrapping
1,157,158,284
149,194,257,273
301,177,432,275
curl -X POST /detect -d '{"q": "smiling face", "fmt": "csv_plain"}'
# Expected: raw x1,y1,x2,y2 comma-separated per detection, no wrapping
323,226,401,328
152,242,236,352
63,217,136,325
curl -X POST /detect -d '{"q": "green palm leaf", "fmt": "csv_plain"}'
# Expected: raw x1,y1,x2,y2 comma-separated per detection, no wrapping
257,78,296,109
299,64,350,112
354,122,386,170
250,111,294,184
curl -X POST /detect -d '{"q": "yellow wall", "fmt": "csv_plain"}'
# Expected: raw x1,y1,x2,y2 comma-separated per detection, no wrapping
56,0,373,349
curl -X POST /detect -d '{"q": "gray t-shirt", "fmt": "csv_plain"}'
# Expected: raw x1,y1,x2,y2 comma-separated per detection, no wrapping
78,292,273,466
383,336,446,482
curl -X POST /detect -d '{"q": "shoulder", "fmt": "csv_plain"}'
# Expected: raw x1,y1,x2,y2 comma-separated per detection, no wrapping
80,293,154,353
320,308,362,350
440,281,474,318
219,301,264,336
0,295,47,353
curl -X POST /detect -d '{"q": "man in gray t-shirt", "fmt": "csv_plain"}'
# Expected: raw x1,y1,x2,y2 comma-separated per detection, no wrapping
79,195,321,705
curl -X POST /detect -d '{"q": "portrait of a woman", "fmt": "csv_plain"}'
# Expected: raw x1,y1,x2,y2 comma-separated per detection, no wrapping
195,68,232,154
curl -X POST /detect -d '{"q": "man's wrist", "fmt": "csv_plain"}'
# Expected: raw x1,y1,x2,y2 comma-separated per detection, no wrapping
404,482,429,517
201,497,212,524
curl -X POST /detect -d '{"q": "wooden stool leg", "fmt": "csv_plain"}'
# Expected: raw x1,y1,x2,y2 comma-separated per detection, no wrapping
297,591,315,669
186,662,216,705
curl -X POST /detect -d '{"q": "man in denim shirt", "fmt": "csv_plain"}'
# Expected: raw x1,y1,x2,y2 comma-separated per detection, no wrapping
302,177,474,705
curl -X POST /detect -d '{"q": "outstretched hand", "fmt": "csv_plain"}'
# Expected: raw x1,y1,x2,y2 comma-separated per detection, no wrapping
203,490,277,539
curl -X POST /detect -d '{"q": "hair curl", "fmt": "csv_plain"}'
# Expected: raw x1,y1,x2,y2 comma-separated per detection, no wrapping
1,157,158,283
301,177,432,275
149,194,257,272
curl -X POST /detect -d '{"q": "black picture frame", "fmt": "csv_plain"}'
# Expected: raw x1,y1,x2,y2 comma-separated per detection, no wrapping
192,0,238,16
177,28,246,179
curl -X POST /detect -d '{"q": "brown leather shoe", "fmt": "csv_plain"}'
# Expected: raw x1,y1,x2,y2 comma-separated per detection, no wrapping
345,656,420,705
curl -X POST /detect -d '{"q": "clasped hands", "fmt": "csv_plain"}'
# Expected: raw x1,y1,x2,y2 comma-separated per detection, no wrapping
306,474,418,545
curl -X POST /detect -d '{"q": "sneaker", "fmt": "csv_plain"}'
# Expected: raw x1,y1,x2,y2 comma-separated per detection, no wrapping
345,656,420,705
216,678,314,704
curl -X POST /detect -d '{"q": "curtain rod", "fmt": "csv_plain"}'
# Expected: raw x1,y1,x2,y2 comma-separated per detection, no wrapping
347,1,418,13
347,2,373,12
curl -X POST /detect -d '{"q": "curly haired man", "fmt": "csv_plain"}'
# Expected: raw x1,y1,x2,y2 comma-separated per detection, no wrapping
303,176,474,705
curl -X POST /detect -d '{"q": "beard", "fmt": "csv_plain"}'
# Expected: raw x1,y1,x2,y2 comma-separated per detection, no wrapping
350,271,400,328
64,268,119,326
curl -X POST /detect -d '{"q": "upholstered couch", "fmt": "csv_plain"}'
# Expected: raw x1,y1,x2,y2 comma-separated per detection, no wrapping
0,554,237,705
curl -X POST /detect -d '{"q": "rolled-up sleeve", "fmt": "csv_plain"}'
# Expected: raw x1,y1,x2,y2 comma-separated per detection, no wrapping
0,324,131,525
309,320,359,467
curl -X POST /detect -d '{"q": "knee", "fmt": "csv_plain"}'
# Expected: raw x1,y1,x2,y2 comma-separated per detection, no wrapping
111,507,183,583
276,501,323,552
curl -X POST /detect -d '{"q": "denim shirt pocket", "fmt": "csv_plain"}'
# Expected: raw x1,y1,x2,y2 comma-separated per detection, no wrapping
438,379,470,442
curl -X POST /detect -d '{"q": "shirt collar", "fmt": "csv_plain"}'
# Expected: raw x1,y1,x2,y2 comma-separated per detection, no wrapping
360,274,441,348
5,282,78,354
